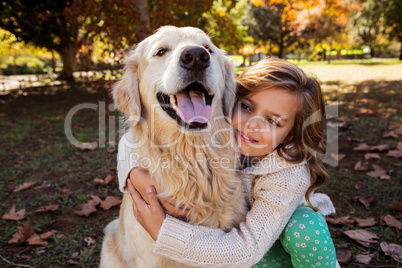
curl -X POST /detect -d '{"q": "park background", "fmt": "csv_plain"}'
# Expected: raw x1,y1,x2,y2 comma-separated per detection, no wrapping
0,0,401,267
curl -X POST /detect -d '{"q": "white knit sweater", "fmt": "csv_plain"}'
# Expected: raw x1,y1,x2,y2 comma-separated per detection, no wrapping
117,132,336,267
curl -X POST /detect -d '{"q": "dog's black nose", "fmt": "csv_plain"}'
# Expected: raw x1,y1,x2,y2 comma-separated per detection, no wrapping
180,47,210,71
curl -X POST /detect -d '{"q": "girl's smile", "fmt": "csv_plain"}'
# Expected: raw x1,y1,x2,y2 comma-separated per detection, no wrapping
232,88,299,158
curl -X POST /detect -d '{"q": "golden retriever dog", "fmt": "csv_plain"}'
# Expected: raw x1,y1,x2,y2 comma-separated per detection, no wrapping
100,26,247,268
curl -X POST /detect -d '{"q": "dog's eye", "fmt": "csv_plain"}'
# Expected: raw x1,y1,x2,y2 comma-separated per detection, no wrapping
205,45,213,54
155,48,167,56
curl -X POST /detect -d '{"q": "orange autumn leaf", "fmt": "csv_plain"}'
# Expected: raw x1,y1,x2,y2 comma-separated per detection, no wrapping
2,205,26,220
74,195,101,216
8,221,34,244
100,196,122,210
326,216,354,226
392,201,402,212
35,205,60,213
13,182,36,192
94,175,116,186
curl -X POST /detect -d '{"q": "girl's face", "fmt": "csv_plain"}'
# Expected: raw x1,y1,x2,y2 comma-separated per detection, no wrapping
232,88,299,158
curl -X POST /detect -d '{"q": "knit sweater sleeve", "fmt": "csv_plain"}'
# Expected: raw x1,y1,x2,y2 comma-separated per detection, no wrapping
152,164,311,267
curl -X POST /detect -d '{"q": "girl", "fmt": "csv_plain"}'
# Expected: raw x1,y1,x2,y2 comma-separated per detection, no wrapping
120,58,339,267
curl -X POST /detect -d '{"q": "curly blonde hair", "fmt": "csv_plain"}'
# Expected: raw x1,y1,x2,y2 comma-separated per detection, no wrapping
235,57,329,211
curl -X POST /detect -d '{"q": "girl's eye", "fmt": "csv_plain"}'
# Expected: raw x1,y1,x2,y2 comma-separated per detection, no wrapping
267,118,280,127
155,48,167,56
240,102,251,111
205,45,213,53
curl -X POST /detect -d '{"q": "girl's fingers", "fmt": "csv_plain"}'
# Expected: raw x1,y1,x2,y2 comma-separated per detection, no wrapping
145,186,163,213
127,179,148,208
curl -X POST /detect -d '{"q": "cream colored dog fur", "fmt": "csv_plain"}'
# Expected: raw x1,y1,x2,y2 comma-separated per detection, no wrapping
100,26,246,268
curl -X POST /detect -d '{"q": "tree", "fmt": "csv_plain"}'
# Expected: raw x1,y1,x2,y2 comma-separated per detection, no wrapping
383,0,402,60
0,0,78,81
243,0,321,58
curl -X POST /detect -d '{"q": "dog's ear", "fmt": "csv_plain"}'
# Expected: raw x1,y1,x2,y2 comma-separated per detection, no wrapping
112,42,147,122
222,56,236,117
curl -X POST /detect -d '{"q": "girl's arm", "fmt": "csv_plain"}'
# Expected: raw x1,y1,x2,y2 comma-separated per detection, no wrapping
130,165,311,268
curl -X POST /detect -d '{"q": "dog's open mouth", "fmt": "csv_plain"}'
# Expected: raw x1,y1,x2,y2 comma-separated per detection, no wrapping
157,82,214,129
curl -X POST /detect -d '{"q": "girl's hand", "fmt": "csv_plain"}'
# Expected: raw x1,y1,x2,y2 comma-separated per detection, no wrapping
128,168,191,218
127,179,165,241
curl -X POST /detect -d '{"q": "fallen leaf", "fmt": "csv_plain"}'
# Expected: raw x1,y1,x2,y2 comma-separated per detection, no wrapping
33,182,48,190
343,229,379,247
357,108,374,115
336,247,352,263
370,144,390,152
94,175,116,186
13,182,36,192
387,150,402,158
106,148,116,153
392,201,402,212
354,253,375,264
74,203,97,217
35,205,60,213
26,232,53,246
380,242,402,263
353,143,371,151
364,153,381,160
358,196,375,210
354,217,377,227
383,131,399,139
331,153,346,162
78,142,97,151
383,214,402,230
84,237,96,247
348,137,364,143
100,196,122,210
326,216,354,226
74,195,101,216
354,161,368,171
8,221,34,244
366,165,390,179
1,205,26,220
56,185,70,194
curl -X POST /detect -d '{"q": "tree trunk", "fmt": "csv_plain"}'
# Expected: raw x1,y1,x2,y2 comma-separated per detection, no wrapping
399,40,402,60
278,44,285,59
57,42,76,82
134,0,151,42
51,50,56,73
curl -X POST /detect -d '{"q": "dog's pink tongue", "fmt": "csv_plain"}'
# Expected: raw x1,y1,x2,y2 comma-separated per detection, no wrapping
175,90,212,124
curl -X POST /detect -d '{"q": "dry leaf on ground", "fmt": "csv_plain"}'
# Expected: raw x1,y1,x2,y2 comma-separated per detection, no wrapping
84,237,96,247
106,148,116,153
78,142,97,151
380,242,402,263
13,182,36,192
8,221,53,246
74,195,101,216
354,253,375,264
35,205,60,213
383,131,399,139
100,196,122,210
354,161,368,171
343,229,379,247
383,214,402,230
353,143,371,151
393,201,402,212
370,144,390,152
366,165,390,179
331,153,346,161
2,205,26,220
326,216,354,226
387,150,402,158
348,137,364,143
336,247,352,263
354,217,377,227
364,153,381,160
94,175,116,186
357,196,375,210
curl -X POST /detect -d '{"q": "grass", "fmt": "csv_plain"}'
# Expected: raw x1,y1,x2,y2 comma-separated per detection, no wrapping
0,64,401,267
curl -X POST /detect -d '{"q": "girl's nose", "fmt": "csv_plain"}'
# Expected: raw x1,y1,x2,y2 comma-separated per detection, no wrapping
245,116,269,133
